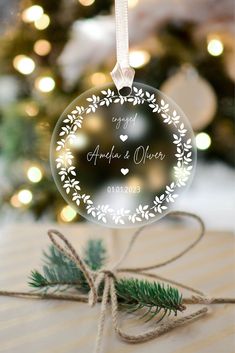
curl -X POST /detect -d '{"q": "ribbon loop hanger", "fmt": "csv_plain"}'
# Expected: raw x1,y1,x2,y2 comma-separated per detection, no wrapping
111,0,135,95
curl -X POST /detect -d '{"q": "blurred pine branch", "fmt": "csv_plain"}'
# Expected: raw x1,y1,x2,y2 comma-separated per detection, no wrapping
29,238,185,321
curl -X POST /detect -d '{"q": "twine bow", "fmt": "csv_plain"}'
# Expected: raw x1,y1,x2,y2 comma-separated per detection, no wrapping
47,211,210,353
1,211,235,352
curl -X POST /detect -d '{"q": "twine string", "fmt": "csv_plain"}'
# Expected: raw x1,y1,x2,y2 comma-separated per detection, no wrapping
1,290,234,304
117,211,205,273
48,229,98,306
0,211,235,353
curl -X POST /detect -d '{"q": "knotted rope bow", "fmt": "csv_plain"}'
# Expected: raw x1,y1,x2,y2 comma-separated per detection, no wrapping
47,211,210,353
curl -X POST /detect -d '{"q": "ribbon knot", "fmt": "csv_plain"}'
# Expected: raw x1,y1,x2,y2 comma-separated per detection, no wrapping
48,211,210,353
101,269,116,279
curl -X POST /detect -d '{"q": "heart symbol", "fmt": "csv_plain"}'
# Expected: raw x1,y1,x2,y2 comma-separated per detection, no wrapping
121,168,129,176
120,134,128,142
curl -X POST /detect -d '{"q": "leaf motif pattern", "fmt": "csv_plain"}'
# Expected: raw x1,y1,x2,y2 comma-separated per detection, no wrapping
55,88,193,224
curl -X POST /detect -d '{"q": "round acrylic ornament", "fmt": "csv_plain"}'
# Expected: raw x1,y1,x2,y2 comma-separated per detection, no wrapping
51,82,196,228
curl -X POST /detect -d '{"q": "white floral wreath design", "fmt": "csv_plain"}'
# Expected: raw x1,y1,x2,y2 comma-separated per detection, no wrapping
55,87,193,225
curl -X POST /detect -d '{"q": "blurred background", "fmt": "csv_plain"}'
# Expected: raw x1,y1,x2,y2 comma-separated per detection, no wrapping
0,0,234,230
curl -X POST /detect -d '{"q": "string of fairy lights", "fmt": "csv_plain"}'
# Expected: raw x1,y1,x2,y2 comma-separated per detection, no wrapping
9,1,225,222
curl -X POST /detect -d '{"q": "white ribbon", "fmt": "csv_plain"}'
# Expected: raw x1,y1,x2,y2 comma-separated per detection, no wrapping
111,0,135,94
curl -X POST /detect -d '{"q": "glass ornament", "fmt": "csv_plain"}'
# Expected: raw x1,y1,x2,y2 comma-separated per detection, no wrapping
51,82,196,228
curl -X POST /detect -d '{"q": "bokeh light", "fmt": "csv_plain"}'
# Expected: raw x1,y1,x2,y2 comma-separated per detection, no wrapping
27,166,43,183
207,38,224,56
34,14,50,30
13,55,35,75
129,50,150,68
10,194,22,208
22,5,44,23
18,189,33,205
128,0,139,8
60,206,77,222
35,76,55,92
79,0,95,6
85,115,103,132
25,102,39,117
196,132,211,150
34,39,51,56
90,72,107,86
72,133,89,149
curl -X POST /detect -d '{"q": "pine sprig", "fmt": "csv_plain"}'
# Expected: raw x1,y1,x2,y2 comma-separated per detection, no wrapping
83,239,106,271
116,278,185,322
29,239,106,293
29,239,185,321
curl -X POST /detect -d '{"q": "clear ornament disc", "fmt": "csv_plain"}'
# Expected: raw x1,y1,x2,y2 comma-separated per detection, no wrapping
51,82,196,228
